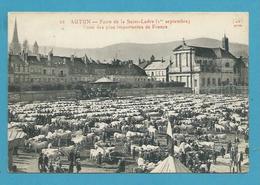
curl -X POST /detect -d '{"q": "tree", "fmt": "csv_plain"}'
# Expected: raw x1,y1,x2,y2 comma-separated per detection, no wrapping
150,55,155,62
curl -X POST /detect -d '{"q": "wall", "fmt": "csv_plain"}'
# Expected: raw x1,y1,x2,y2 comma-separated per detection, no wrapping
9,90,81,103
200,85,248,95
116,87,192,97
9,87,192,103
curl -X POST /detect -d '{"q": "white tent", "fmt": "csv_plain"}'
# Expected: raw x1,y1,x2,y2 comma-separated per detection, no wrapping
151,155,191,173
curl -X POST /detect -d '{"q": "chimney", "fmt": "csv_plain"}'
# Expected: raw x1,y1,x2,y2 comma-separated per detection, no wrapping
70,54,75,65
21,50,28,62
83,54,88,64
222,34,229,51
48,49,53,61
128,60,133,68
36,54,41,61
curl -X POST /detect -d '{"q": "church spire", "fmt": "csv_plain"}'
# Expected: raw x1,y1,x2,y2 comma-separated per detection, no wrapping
12,18,19,43
10,18,21,54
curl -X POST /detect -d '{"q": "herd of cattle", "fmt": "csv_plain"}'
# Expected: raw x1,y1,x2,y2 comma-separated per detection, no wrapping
8,94,248,172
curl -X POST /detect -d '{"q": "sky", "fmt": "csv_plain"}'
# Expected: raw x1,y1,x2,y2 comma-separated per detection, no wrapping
8,12,248,49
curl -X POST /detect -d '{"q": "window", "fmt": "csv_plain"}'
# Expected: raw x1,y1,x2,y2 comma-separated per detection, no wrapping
52,69,55,75
207,78,211,86
234,67,237,74
151,72,154,76
201,66,204,72
186,76,189,87
179,54,182,67
234,79,237,85
43,69,46,75
176,54,178,67
194,79,198,87
212,78,216,86
227,78,230,84
225,62,230,67
218,78,221,86
186,53,189,66
202,78,205,87
60,70,64,76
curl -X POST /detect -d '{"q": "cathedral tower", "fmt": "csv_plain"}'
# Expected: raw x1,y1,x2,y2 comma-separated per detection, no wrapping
9,18,21,54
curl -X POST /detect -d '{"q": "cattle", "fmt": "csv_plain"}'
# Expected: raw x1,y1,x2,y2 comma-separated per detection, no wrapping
113,132,126,141
40,124,50,135
126,131,144,138
147,126,157,137
198,141,215,149
30,141,48,153
215,124,225,132
42,148,60,159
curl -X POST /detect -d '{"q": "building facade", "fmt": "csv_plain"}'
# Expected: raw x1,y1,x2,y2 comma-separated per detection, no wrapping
144,60,170,82
8,20,148,87
168,36,247,93
8,52,148,87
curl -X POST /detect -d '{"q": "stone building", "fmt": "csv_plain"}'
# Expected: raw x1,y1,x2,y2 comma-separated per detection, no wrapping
168,36,247,93
144,59,170,82
8,51,148,87
8,20,148,87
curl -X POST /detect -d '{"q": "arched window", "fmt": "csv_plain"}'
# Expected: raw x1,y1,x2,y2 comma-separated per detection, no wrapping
151,72,154,76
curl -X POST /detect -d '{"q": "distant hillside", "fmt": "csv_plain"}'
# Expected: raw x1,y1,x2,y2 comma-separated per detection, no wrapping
38,38,248,64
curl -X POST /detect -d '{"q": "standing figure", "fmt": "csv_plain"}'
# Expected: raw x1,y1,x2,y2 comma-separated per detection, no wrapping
38,153,44,172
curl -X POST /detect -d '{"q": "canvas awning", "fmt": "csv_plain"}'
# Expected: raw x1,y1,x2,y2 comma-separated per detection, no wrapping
8,128,26,142
92,77,118,84
8,127,27,149
151,155,191,173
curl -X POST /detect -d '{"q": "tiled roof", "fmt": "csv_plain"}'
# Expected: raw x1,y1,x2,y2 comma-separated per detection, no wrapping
9,54,147,76
189,45,217,58
173,44,238,60
138,61,151,69
145,61,170,70
8,55,25,64
211,48,237,59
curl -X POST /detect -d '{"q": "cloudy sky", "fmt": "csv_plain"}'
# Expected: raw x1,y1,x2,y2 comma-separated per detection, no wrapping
8,12,248,48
